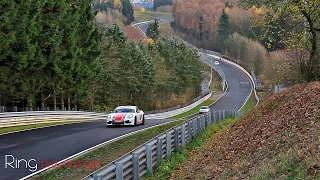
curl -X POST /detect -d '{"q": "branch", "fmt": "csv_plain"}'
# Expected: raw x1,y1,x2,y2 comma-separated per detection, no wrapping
300,9,314,32
314,27,320,31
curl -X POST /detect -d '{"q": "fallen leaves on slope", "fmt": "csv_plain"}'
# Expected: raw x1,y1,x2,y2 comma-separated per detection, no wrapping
170,82,320,179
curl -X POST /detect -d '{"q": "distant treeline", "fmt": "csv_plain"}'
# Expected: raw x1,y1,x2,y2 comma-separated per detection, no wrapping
92,0,134,25
0,1,203,111
153,0,172,11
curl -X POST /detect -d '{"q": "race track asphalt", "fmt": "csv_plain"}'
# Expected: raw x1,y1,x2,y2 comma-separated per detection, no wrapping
200,54,252,111
0,22,252,180
139,22,252,111
0,120,172,180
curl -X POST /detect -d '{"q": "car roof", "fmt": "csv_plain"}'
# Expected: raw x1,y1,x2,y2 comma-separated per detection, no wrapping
200,106,209,108
115,106,137,109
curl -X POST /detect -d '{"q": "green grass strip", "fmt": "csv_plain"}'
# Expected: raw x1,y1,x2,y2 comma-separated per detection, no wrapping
169,93,223,119
0,121,90,135
239,92,256,114
144,117,239,180
134,11,171,22
31,119,185,180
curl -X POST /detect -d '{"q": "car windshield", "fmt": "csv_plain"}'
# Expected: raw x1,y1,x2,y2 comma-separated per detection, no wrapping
200,106,209,109
114,108,135,113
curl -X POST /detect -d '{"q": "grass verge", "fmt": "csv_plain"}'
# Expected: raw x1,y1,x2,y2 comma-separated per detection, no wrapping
134,11,171,22
169,92,223,119
0,121,90,135
31,119,185,180
239,91,256,114
210,70,223,92
143,117,239,180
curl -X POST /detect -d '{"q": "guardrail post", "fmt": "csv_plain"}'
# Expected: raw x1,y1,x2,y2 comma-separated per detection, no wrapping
200,116,203,131
146,144,153,174
205,114,209,127
157,137,163,164
132,152,139,180
212,111,215,123
222,109,226,120
216,110,219,122
13,106,17,112
166,132,171,158
218,110,222,122
208,111,212,124
93,175,102,180
188,121,192,141
197,117,201,134
174,128,179,152
192,119,197,137
181,124,186,147
115,162,124,180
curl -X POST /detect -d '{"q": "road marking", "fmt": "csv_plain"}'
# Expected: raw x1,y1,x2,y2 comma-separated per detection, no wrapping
19,119,182,180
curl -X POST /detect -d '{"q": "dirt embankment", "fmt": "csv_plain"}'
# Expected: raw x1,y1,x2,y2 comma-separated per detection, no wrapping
170,82,320,180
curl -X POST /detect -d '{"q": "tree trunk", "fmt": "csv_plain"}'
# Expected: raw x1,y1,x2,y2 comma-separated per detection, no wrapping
53,93,57,111
61,92,65,110
308,30,317,80
41,93,45,111
67,92,71,110
27,95,33,110
74,94,77,111
301,9,318,81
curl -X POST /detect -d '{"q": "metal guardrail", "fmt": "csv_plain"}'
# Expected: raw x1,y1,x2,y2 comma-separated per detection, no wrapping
0,111,107,128
145,92,212,119
0,92,212,127
83,109,240,180
144,92,209,115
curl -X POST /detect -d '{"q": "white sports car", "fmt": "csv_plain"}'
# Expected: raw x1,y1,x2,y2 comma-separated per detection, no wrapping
106,106,145,127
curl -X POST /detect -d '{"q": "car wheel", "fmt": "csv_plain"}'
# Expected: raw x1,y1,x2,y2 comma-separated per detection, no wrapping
134,117,137,126
141,115,145,125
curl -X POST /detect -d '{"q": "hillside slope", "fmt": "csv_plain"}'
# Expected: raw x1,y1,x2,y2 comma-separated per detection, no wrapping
170,82,320,179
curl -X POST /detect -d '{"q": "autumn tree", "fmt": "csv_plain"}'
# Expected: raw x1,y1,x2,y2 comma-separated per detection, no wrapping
240,0,320,81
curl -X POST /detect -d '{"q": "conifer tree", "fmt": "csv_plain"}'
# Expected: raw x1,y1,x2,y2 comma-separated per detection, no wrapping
146,19,160,41
121,0,134,25
217,9,231,52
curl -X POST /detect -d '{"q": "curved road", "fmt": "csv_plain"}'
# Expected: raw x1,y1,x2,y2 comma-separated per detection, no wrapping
0,21,251,180
138,21,252,111
200,54,252,110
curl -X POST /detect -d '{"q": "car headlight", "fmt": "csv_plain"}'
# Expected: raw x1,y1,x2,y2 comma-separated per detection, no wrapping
128,114,133,118
106,115,111,120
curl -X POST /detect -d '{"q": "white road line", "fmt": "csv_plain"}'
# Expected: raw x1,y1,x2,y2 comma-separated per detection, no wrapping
19,119,182,180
